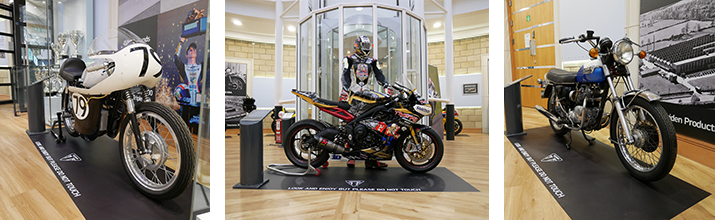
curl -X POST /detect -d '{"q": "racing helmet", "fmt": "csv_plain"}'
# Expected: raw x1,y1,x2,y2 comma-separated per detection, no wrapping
354,36,372,57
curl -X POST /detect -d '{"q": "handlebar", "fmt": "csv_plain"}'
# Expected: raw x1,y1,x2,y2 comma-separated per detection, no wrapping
559,30,600,45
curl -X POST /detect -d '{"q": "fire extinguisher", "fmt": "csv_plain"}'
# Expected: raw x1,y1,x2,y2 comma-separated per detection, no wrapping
275,111,284,143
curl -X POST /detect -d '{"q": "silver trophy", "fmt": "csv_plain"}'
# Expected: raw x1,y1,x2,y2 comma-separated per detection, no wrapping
69,30,83,57
57,33,68,58
51,42,61,64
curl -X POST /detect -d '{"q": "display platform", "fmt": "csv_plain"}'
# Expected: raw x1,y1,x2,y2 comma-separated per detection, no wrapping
507,126,710,219
27,130,193,219
253,167,478,192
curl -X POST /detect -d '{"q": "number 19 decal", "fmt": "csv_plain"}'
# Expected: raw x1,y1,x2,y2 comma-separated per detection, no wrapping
72,93,89,120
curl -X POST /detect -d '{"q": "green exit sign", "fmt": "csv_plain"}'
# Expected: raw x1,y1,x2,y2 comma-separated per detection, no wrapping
527,15,531,22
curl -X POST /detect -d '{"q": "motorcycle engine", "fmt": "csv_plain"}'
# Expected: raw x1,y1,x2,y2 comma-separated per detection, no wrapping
352,119,396,149
566,85,605,129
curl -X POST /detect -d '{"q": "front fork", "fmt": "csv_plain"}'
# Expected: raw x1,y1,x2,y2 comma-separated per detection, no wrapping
606,73,635,144
125,90,147,154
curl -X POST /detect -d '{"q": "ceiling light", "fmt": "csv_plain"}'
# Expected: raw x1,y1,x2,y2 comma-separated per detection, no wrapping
433,22,441,28
356,7,363,11
287,25,296,32
233,19,242,26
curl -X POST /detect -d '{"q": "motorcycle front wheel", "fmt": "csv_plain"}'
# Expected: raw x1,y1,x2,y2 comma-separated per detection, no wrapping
443,118,463,135
283,119,330,168
119,102,195,200
395,128,444,173
610,97,677,182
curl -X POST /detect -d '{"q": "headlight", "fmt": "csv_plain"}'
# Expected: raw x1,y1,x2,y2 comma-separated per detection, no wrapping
612,39,634,65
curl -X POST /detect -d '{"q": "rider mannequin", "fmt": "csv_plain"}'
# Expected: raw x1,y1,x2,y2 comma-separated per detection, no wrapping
340,36,390,169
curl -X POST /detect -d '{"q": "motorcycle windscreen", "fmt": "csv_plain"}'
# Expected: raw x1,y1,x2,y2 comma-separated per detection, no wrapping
71,93,103,135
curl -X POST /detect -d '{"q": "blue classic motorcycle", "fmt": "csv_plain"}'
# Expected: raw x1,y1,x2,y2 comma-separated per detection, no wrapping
536,30,677,182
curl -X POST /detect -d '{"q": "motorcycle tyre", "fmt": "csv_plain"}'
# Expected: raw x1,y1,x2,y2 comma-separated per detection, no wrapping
611,97,677,182
442,118,463,135
119,102,195,200
395,128,444,173
547,92,569,136
283,119,330,168
62,92,80,137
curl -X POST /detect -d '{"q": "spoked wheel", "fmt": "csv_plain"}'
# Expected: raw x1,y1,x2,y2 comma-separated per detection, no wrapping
547,92,569,136
611,97,677,181
119,102,195,200
61,92,80,137
395,128,444,173
283,119,330,168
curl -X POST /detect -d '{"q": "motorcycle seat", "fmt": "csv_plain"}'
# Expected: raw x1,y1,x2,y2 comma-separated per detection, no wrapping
59,58,86,82
292,90,350,110
546,68,577,84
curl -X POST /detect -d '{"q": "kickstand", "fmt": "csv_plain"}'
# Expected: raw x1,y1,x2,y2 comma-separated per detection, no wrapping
581,131,595,145
50,112,66,143
565,131,572,149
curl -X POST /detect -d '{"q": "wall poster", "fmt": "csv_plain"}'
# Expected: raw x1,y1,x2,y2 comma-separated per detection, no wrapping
639,0,715,143
225,58,251,128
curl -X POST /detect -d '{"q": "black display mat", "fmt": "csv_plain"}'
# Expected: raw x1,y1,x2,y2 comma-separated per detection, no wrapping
256,167,479,192
507,126,711,219
27,130,193,220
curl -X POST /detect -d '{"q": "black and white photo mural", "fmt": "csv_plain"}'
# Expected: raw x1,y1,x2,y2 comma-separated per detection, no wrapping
639,0,715,143
225,61,248,128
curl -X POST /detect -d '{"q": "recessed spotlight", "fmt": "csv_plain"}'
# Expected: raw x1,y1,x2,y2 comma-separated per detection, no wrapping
233,19,242,26
356,7,363,11
287,25,296,32
433,22,441,28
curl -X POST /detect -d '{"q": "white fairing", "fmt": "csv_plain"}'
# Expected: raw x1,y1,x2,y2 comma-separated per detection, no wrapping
414,104,432,116
68,44,162,95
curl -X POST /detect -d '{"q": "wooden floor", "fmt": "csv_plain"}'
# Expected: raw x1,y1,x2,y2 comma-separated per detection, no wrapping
225,129,489,219
505,107,715,219
0,104,84,219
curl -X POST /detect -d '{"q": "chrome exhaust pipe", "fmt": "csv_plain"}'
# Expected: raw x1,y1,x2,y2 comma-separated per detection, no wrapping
535,105,562,123
314,136,347,154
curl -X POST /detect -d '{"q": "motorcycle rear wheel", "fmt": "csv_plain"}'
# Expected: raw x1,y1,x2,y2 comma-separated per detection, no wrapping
443,118,463,135
395,128,444,173
61,92,80,137
547,92,569,136
119,102,195,200
283,119,330,168
611,97,677,182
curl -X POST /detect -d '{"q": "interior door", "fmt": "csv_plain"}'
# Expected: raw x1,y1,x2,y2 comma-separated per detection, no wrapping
507,0,555,108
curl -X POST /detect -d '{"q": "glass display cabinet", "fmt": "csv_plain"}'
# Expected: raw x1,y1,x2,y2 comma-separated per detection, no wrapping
296,2,427,124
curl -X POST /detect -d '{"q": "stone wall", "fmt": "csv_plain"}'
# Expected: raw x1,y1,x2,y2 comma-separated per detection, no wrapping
225,39,296,78
0,70,9,95
428,35,489,76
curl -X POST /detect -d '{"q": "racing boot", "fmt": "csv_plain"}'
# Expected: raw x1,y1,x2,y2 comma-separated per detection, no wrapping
365,159,387,169
347,159,355,168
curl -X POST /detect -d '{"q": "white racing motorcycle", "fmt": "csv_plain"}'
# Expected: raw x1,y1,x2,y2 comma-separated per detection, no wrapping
59,28,195,200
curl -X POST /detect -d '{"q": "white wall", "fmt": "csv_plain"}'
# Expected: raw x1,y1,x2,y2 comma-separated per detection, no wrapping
559,0,626,62
251,77,297,109
439,73,482,107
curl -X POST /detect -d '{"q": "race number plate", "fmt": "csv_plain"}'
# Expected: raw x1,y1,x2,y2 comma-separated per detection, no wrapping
71,93,90,120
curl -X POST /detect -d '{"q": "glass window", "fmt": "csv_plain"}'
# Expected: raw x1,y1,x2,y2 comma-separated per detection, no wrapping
376,7,401,85
404,15,421,93
343,7,372,57
317,9,339,124
298,16,313,120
